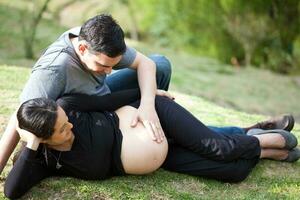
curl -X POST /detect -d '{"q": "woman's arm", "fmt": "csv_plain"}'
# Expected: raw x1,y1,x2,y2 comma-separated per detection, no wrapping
57,89,141,112
4,147,50,199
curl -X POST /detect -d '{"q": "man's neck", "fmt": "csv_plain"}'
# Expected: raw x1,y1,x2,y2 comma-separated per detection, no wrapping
70,36,86,67
70,37,80,55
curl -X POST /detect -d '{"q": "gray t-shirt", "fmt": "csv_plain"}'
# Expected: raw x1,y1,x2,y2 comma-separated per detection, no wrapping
20,27,136,103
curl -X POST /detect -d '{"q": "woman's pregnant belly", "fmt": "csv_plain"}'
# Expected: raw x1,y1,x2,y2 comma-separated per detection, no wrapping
115,106,168,174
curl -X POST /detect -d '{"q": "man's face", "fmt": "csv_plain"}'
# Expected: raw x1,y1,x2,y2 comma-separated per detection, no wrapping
81,49,122,75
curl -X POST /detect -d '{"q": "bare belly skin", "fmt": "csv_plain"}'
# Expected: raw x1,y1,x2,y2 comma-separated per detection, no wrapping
115,106,168,174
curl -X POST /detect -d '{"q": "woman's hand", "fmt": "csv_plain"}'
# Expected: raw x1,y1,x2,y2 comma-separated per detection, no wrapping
16,127,41,151
156,90,175,100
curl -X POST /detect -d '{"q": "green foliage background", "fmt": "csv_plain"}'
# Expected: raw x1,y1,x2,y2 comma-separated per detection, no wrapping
131,0,300,73
2,0,300,73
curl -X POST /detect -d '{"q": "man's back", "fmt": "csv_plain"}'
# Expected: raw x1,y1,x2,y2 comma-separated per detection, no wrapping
20,27,111,103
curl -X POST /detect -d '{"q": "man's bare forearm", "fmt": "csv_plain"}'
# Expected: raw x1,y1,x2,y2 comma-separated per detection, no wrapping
0,111,20,174
137,56,156,105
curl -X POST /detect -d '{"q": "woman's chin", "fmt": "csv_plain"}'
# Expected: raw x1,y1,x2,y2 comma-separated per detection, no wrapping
68,132,75,143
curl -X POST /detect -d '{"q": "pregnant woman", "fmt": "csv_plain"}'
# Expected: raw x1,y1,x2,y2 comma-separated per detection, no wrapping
4,89,299,199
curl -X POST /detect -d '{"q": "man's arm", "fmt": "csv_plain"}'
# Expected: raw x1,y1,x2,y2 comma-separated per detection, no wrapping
129,51,165,143
0,111,20,175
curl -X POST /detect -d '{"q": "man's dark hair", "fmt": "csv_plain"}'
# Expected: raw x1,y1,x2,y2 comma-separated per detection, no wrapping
79,14,126,57
17,98,58,139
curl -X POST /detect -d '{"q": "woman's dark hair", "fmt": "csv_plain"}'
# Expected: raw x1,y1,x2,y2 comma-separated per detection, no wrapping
79,14,126,57
17,98,58,139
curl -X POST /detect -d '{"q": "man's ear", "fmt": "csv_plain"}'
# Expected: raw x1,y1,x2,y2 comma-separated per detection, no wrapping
78,42,88,55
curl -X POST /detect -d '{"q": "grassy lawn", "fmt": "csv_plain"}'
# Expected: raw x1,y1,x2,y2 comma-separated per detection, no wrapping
0,65,299,200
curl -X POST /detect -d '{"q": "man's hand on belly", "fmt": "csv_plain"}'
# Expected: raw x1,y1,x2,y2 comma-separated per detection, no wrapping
130,104,165,143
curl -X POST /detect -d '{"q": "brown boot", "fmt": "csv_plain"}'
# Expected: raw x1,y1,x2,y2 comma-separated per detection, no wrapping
244,114,294,132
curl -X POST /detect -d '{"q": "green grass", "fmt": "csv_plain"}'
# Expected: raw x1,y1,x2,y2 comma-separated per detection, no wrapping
0,65,299,200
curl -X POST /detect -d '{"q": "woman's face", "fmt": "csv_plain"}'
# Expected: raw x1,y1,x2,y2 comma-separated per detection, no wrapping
44,106,74,146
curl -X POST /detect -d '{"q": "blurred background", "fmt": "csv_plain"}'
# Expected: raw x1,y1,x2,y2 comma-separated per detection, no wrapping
0,0,300,120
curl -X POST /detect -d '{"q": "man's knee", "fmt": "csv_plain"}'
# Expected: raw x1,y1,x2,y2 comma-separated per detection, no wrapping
149,54,172,77
149,54,172,90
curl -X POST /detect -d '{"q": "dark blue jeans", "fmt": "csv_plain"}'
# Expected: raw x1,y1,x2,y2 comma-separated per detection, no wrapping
106,54,246,137
106,54,172,91
208,126,245,135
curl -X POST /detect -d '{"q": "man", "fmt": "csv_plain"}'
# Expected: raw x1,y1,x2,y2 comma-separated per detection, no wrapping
0,14,172,174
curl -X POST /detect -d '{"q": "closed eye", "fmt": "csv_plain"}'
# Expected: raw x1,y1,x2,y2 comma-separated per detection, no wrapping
94,61,111,68
59,123,67,133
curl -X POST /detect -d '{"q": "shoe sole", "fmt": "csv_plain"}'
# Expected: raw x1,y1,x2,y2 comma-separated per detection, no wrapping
283,148,300,162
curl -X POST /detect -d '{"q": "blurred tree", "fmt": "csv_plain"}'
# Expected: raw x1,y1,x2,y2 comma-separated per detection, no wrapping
51,0,80,22
20,0,51,59
271,0,300,56
139,1,224,52
118,0,139,40
224,13,270,66
115,0,139,41
220,0,273,66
